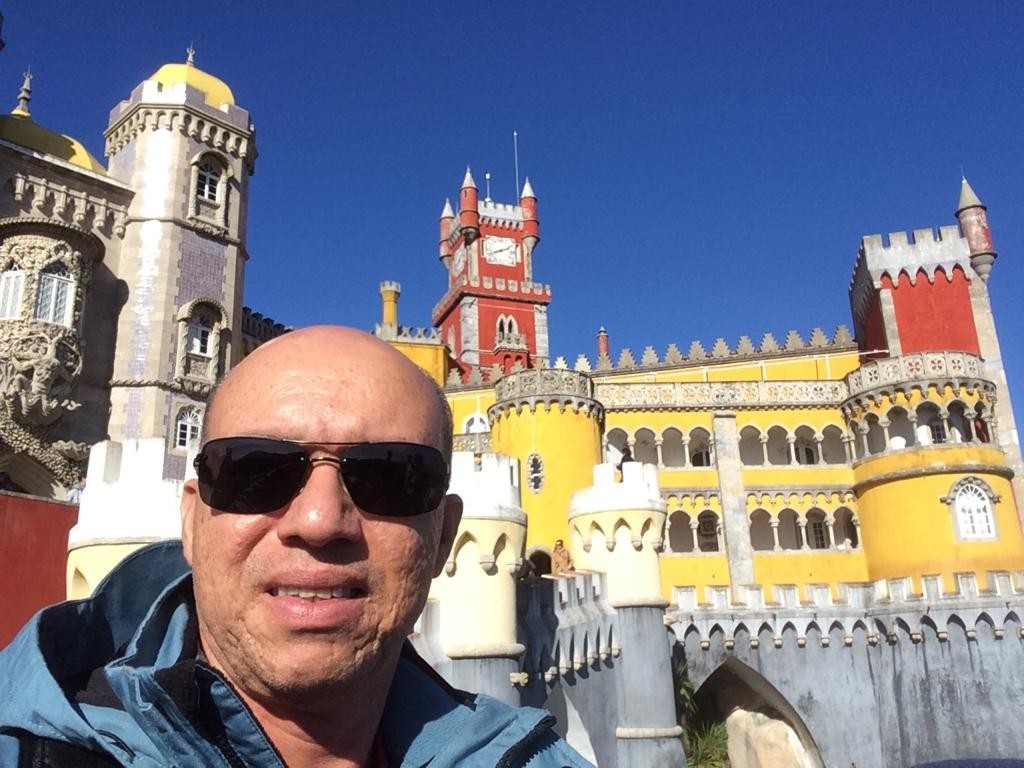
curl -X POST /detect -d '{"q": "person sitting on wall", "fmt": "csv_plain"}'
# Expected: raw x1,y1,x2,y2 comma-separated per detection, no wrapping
0,326,592,768
617,444,633,470
551,538,575,576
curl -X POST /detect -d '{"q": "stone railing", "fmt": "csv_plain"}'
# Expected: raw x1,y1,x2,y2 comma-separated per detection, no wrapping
596,380,848,411
452,432,491,453
668,570,1024,650
494,368,593,401
845,351,990,402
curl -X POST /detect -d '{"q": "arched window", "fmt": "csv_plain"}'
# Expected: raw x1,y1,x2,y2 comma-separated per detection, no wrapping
916,402,945,445
739,426,763,465
946,478,997,540
463,413,489,434
794,426,817,465
196,162,221,202
749,510,773,551
175,407,203,450
187,316,214,356
778,509,801,550
696,511,719,552
806,509,829,549
668,511,693,553
634,428,657,465
821,425,846,464
0,269,25,319
34,265,75,326
661,428,685,467
605,428,629,465
765,426,789,465
690,428,712,467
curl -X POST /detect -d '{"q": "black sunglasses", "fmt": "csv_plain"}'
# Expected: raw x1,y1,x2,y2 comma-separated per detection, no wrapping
193,437,449,517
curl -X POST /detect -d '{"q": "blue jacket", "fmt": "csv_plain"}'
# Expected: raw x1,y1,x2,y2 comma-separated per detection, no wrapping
0,541,592,767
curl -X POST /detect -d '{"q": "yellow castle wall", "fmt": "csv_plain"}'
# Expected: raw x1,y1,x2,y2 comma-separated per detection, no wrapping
854,445,1024,592
490,405,601,551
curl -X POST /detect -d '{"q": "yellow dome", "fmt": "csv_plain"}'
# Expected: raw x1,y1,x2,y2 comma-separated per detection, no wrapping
0,113,105,174
149,63,235,109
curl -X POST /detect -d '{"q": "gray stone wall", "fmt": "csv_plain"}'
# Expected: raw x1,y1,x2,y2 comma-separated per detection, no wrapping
677,614,1024,767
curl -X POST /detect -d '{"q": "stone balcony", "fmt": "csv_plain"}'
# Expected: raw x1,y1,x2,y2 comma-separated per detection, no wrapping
844,351,992,404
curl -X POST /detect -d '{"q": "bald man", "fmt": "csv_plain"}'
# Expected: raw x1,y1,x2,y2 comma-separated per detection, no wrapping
0,327,592,767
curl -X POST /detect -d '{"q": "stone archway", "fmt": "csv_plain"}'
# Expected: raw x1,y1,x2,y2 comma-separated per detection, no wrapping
693,657,824,768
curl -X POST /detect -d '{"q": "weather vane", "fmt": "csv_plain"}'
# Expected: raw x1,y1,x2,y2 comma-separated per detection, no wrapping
186,43,195,65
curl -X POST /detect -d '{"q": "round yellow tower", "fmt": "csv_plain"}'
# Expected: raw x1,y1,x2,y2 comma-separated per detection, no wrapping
488,369,602,558
842,352,1024,592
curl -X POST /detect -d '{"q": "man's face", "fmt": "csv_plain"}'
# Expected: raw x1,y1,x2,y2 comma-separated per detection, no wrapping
181,329,460,705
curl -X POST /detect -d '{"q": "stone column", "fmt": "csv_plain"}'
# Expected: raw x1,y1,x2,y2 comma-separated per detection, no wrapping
712,411,754,584
824,513,835,549
654,437,664,469
880,420,891,450
689,521,698,553
770,519,781,551
759,434,769,465
797,517,809,550
681,435,690,467
787,436,797,465
815,437,824,465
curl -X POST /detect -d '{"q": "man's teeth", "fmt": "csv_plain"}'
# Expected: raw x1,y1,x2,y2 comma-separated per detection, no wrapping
272,586,358,599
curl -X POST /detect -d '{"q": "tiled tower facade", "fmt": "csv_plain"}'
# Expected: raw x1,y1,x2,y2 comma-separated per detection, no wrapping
102,60,256,477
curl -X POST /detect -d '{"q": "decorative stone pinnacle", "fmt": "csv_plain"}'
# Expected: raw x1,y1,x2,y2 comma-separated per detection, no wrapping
440,198,454,219
462,167,476,189
186,44,196,66
521,176,535,198
12,68,31,117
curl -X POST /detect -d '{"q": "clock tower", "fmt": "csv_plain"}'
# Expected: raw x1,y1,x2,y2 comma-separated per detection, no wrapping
432,169,552,376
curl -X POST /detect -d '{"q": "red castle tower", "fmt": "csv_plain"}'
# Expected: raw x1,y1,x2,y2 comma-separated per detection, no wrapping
432,169,551,376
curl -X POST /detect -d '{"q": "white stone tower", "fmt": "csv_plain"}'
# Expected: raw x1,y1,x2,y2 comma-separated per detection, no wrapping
101,54,256,476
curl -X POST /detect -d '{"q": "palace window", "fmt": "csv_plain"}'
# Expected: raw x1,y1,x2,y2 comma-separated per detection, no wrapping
34,268,75,326
187,317,214,356
807,518,829,549
697,512,719,552
196,162,221,202
175,407,203,450
527,453,544,493
953,481,995,540
0,270,25,319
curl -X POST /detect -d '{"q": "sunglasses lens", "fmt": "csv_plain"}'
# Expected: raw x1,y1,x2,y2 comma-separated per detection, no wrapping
196,438,309,514
342,443,448,517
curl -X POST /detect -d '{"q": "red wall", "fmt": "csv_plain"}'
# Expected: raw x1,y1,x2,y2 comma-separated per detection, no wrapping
0,491,77,648
860,293,888,356
884,266,979,355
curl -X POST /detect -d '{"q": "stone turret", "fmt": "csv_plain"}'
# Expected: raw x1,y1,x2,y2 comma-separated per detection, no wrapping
426,451,527,704
955,176,996,281
458,167,479,244
567,461,686,766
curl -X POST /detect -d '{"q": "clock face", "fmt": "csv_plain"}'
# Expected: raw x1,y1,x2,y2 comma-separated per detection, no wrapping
483,236,518,266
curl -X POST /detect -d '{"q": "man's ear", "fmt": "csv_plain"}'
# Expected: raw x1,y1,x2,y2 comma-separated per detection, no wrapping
180,479,198,566
432,493,463,577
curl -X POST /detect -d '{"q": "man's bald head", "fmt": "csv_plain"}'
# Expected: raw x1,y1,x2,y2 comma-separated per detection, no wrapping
202,326,452,460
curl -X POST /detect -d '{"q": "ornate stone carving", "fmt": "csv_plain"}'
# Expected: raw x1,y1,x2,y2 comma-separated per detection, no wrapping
490,369,602,419
11,175,128,238
1,325,82,424
843,351,993,408
595,380,848,411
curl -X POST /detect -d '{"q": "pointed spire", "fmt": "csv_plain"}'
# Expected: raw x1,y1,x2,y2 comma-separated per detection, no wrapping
12,69,31,118
521,176,536,199
461,166,477,189
440,198,454,219
957,176,984,213
186,43,196,66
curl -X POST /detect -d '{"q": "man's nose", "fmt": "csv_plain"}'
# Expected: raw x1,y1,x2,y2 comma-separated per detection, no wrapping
275,459,364,546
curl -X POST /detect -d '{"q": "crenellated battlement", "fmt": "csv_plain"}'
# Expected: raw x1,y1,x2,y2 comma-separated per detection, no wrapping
850,224,972,331
478,199,524,225
569,461,664,520
518,571,618,679
449,451,525,524
554,325,855,375
488,368,603,419
431,274,552,321
372,323,442,343
669,570,1024,650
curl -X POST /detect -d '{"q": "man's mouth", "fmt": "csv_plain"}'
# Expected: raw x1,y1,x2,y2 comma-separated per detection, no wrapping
269,586,364,600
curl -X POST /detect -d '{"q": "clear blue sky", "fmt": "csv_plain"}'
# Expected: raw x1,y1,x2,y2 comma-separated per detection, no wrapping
7,2,1024,425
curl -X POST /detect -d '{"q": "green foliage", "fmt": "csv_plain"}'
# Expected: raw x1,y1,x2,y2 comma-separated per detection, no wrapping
674,660,730,767
687,722,730,768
